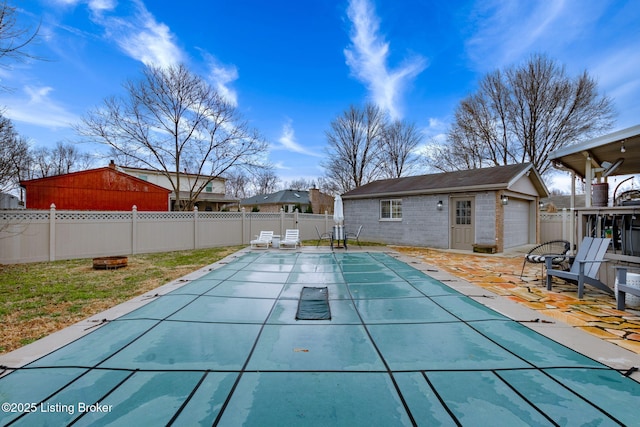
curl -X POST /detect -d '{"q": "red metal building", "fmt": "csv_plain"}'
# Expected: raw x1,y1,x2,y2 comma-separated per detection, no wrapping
20,166,171,211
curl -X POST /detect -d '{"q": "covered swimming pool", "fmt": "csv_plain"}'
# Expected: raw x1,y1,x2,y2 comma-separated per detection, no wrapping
1,251,639,426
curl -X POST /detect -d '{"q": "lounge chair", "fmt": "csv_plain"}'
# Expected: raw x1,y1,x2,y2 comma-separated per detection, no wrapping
315,225,332,247
345,225,363,247
250,231,273,249
280,229,301,249
545,237,613,298
520,239,571,278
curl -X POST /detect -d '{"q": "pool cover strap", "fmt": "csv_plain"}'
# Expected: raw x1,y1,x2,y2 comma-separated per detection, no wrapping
296,287,331,320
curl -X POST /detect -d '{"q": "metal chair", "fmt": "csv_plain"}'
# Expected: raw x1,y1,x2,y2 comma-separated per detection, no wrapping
520,239,570,278
315,225,332,247
345,225,363,247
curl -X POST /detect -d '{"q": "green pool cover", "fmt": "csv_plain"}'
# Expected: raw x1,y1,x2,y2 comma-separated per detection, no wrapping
1,251,638,426
296,287,331,320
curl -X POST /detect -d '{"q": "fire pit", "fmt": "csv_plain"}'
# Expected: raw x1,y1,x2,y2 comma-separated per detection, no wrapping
93,256,128,270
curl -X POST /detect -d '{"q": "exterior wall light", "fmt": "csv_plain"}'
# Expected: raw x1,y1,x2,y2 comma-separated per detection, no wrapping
501,195,509,205
437,200,443,211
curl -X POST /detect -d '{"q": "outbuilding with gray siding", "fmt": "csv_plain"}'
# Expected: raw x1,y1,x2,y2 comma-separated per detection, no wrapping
341,163,549,253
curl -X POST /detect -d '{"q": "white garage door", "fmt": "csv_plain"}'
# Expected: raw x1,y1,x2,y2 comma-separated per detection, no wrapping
504,198,530,248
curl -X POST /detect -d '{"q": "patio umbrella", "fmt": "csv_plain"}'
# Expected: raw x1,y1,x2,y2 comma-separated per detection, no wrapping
333,195,345,244
333,195,344,225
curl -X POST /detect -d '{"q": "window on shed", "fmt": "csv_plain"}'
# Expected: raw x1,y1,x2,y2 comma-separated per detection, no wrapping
455,200,472,225
380,199,402,220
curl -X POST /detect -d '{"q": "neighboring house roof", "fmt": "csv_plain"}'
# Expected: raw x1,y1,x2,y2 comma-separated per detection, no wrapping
19,167,170,192
342,163,549,199
118,164,227,183
240,189,311,206
118,163,237,204
542,195,586,210
174,191,238,203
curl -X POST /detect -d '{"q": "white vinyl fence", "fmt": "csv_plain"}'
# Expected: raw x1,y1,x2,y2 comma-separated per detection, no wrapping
1,205,579,264
540,209,575,248
0,206,334,264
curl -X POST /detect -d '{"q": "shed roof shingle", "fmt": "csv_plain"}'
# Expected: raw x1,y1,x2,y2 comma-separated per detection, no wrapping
342,163,539,199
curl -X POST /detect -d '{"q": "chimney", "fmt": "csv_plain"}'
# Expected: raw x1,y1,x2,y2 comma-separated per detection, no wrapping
309,187,319,214
109,160,116,169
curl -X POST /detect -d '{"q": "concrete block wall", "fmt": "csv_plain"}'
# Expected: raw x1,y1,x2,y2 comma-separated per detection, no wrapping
344,195,449,248
345,191,503,250
474,192,498,247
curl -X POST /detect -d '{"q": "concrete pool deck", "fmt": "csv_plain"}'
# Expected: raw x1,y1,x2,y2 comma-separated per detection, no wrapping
1,246,639,425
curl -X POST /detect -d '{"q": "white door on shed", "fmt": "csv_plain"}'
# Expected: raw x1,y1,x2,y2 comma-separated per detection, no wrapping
504,198,531,248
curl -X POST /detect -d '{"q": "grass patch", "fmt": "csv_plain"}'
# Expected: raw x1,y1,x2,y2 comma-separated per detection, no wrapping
0,246,243,354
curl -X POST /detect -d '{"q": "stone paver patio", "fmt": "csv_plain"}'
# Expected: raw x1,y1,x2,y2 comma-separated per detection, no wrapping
394,246,640,355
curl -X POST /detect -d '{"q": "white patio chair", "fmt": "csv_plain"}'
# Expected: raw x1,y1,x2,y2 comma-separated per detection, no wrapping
250,231,273,249
280,229,301,249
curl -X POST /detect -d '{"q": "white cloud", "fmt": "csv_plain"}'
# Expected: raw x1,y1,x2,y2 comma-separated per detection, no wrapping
416,117,448,159
103,2,183,68
344,0,427,120
50,0,116,15
274,119,321,157
88,0,117,13
1,86,78,128
463,0,611,71
465,0,564,69
593,44,640,128
67,0,244,106
271,161,289,170
200,52,239,107
48,0,181,68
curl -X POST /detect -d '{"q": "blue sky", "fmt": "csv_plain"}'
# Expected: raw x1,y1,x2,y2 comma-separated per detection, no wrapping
3,0,640,191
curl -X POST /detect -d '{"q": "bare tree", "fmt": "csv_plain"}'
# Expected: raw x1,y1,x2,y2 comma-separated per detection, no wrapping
21,141,95,179
0,2,40,190
427,54,615,175
0,1,40,89
77,64,269,210
283,178,316,191
379,120,422,178
224,168,251,199
0,113,28,192
28,146,51,178
314,177,335,195
252,168,279,195
50,141,80,175
322,104,386,193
